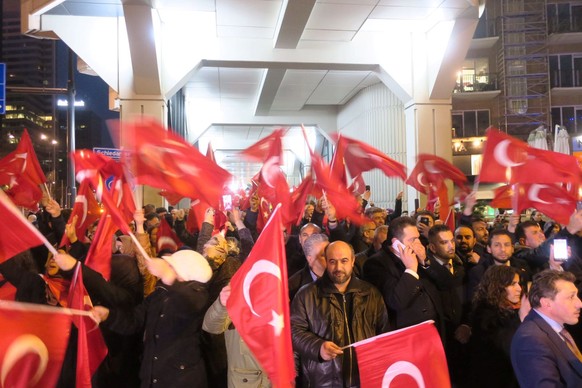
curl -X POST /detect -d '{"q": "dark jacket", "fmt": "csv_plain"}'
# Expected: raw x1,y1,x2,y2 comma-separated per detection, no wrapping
511,310,582,387
363,243,445,337
288,264,316,302
104,280,209,388
468,304,520,388
467,254,532,300
291,274,389,388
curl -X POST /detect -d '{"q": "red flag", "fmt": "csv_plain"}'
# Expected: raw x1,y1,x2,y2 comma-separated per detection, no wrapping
4,173,42,211
119,118,231,207
256,156,293,228
406,154,467,223
330,136,348,187
157,217,183,253
186,200,206,234
311,153,366,225
0,301,72,388
290,175,315,225
353,321,450,388
83,214,118,280
479,128,581,185
491,184,576,225
0,275,17,300
61,180,101,247
17,129,47,185
72,150,135,235
0,190,45,263
68,264,108,388
206,142,216,163
239,129,286,163
331,134,407,181
159,190,183,206
226,206,295,387
348,174,366,196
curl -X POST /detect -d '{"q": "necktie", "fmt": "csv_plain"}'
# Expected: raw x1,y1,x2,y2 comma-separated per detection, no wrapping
560,328,582,362
444,261,454,275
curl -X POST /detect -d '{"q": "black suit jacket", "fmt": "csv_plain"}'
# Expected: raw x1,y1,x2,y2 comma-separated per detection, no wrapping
363,244,445,337
511,310,582,387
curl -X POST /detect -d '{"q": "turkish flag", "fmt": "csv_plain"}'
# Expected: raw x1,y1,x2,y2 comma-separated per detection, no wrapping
330,136,348,187
5,173,43,211
83,213,118,280
0,190,45,263
118,118,232,207
353,321,450,388
157,217,183,253
72,150,135,235
490,185,514,209
185,199,207,234
331,134,407,181
239,128,286,163
523,184,577,225
60,180,102,247
256,156,294,229
289,175,315,225
0,301,72,388
16,129,47,185
310,153,366,225
226,205,295,387
159,190,184,206
348,174,366,196
206,142,216,163
68,264,108,388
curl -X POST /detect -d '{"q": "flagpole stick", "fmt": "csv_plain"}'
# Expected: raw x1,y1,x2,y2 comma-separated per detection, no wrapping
43,182,53,201
0,190,59,257
128,230,153,261
0,300,95,319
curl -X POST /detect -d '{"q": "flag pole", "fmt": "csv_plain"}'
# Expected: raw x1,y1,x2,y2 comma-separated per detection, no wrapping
0,190,59,257
0,299,95,319
128,230,153,261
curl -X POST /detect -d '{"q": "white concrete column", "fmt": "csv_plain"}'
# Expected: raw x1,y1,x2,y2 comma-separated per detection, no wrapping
119,97,168,208
404,101,452,211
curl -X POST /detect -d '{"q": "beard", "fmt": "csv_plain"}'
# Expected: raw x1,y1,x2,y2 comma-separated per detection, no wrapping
457,243,472,254
330,270,350,285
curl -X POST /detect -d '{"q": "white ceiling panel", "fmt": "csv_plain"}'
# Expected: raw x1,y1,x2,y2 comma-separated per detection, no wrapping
216,0,283,27
306,3,375,30
216,25,276,38
371,6,435,19
301,29,357,41
219,68,265,84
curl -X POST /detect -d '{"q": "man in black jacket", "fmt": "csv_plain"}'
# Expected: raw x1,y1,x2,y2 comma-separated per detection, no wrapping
291,241,388,387
363,217,445,337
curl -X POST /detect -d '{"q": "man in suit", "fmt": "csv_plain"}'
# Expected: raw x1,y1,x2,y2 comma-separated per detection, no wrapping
288,233,329,301
511,270,582,386
363,216,444,336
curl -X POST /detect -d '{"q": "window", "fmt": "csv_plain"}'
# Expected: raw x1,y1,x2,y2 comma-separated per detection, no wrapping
548,2,582,33
452,110,490,138
552,106,582,134
549,54,582,87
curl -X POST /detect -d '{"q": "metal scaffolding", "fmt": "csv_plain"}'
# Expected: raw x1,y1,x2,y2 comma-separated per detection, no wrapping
496,0,550,138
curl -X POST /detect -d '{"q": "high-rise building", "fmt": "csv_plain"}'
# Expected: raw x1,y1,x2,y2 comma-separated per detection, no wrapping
1,0,57,174
451,0,582,178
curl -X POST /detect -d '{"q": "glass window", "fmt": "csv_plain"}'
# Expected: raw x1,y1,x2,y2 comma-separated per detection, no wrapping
558,4,571,32
452,113,463,138
464,111,477,137
563,107,576,133
477,110,490,135
549,55,559,87
548,4,558,33
561,55,573,87
573,5,582,31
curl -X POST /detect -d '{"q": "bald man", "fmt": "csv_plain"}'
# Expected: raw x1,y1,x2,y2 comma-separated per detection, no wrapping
291,241,389,387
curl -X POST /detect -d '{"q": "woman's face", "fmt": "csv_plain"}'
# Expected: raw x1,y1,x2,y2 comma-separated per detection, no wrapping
505,274,522,305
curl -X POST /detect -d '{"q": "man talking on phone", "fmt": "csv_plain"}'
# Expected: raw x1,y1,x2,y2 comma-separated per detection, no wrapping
363,217,445,337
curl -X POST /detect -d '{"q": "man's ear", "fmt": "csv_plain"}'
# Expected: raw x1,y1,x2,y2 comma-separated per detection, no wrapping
486,245,492,254
428,242,436,254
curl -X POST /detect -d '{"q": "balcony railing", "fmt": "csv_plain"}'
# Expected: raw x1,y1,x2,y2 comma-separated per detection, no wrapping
454,73,499,93
548,20,582,34
550,69,582,88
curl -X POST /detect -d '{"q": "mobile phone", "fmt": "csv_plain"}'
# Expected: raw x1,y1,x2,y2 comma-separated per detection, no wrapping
553,239,568,261
419,216,430,226
391,239,406,254
365,185,370,191
577,201,582,211
222,194,233,211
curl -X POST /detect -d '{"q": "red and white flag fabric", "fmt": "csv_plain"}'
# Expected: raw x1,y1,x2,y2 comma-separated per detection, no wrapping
0,190,46,263
67,264,107,388
0,129,47,186
156,217,183,253
239,128,286,163
226,205,295,387
331,134,407,181
0,301,72,388
353,321,450,388
83,213,118,280
4,173,43,211
480,128,581,185
60,180,101,247
491,184,576,225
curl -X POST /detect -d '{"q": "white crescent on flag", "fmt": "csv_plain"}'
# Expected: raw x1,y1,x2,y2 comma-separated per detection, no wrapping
493,140,526,168
382,361,426,388
1,334,49,387
528,184,552,205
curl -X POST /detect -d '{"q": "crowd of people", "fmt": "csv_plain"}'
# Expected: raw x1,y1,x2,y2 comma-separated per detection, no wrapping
2,187,582,388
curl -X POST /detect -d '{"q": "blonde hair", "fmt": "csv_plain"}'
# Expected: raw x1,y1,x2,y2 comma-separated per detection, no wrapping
204,234,228,266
